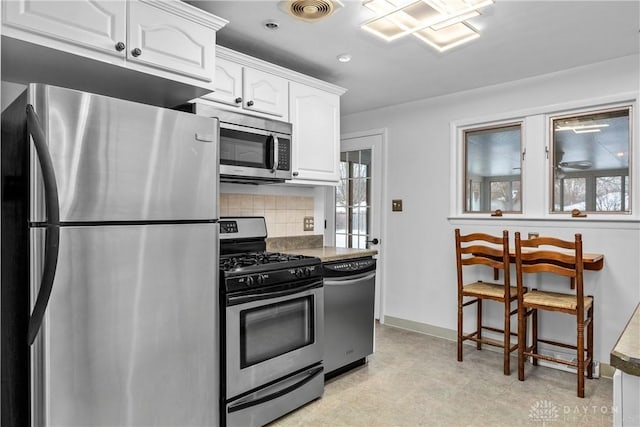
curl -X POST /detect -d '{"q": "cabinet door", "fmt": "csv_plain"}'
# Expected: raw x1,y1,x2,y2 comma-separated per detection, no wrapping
289,82,340,183
127,0,215,82
2,0,126,59
243,67,288,119
200,58,243,107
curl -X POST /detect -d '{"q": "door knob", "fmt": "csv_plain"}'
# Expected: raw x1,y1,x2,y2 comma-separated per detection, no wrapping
247,100,254,107
367,238,379,245
235,97,242,104
131,48,142,57
115,42,125,52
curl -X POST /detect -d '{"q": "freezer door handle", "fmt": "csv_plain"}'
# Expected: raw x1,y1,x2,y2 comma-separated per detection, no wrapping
26,104,60,345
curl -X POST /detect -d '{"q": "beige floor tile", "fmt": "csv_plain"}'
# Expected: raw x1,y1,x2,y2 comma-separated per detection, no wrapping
267,324,612,427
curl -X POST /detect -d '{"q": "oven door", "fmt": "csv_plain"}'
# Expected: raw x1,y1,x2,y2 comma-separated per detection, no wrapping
225,280,323,399
219,123,291,182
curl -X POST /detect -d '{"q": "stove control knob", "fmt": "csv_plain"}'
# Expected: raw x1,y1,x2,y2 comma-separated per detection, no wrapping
295,268,304,278
246,276,254,286
304,267,312,277
256,274,266,285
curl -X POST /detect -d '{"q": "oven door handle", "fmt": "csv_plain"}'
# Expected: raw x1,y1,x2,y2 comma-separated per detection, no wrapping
228,365,323,414
227,281,321,305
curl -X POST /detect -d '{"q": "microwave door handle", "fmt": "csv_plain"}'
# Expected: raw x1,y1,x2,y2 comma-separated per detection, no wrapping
271,134,279,173
26,104,61,345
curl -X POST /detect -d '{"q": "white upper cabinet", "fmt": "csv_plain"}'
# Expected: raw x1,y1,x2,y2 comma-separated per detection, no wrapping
289,82,341,184
201,59,288,120
242,67,288,118
127,1,216,82
201,58,243,106
1,0,227,106
3,0,126,60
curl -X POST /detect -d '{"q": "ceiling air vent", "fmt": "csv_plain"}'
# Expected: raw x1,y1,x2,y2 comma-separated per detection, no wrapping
281,0,344,22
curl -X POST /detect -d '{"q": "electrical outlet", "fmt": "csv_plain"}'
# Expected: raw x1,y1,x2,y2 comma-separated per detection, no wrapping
303,216,314,231
392,199,403,212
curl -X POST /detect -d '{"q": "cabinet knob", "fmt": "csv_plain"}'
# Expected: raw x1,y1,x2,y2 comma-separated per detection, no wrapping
131,48,142,57
115,42,126,52
292,171,299,177
247,100,254,107
235,97,242,104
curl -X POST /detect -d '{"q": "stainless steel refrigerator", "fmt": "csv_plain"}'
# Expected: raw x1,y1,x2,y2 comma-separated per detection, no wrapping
1,84,220,426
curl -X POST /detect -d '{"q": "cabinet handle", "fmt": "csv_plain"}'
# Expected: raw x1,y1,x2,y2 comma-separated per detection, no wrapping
235,97,242,104
247,100,254,107
131,48,142,57
115,42,125,52
292,171,299,177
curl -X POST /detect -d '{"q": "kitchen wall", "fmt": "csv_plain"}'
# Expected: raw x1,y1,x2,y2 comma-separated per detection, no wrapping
221,192,315,237
341,54,640,368
220,183,328,238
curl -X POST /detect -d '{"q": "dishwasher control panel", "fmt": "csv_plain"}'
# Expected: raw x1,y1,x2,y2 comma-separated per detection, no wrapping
323,257,376,276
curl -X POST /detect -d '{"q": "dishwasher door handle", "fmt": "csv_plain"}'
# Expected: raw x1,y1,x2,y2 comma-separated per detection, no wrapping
324,272,376,286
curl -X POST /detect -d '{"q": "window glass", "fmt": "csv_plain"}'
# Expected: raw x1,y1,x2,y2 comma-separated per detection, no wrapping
464,124,522,213
335,149,372,248
552,108,631,213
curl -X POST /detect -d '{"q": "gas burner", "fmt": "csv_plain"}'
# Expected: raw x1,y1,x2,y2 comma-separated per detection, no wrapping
219,251,310,273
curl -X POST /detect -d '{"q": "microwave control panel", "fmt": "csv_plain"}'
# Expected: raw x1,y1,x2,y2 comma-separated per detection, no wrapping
277,138,291,171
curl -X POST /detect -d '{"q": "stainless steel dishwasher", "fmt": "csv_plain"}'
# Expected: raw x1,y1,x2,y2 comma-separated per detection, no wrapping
322,257,377,378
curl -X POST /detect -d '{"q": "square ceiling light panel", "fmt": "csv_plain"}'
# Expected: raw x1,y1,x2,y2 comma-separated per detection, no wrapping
414,21,479,51
362,0,492,50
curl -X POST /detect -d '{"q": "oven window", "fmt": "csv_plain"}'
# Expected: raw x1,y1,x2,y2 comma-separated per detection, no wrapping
220,128,270,168
240,296,314,368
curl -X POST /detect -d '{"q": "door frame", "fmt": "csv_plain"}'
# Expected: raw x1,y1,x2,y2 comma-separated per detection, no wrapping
325,128,387,321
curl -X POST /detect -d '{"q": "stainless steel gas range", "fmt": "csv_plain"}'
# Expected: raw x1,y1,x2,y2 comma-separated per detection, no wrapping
219,217,324,427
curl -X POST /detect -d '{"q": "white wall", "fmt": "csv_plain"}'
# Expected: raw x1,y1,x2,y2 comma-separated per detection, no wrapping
341,54,640,365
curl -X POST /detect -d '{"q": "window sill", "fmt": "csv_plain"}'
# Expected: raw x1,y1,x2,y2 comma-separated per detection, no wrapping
448,215,640,229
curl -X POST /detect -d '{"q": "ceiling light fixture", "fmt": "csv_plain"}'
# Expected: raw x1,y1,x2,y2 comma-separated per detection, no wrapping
361,0,493,51
264,21,280,30
337,53,352,62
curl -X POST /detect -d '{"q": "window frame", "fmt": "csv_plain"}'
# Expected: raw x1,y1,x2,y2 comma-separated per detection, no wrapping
450,92,638,222
548,105,633,215
461,121,524,215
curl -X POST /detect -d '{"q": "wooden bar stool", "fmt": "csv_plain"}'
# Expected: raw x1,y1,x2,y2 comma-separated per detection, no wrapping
455,229,518,375
514,232,594,398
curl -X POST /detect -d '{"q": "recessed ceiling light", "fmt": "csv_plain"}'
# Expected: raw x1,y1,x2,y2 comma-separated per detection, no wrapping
337,53,352,62
264,21,280,30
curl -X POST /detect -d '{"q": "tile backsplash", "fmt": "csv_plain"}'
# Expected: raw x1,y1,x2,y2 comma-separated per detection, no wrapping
220,193,317,237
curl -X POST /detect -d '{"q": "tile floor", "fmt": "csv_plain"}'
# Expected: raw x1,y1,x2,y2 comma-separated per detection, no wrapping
269,323,613,427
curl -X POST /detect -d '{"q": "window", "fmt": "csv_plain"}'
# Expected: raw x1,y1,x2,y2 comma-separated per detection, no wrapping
464,124,522,213
336,149,372,248
551,107,631,213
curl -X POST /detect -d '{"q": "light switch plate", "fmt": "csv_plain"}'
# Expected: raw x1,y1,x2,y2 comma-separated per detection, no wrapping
303,216,314,231
392,199,403,212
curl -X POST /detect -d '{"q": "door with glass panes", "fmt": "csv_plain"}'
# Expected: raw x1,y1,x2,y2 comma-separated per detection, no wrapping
335,131,383,319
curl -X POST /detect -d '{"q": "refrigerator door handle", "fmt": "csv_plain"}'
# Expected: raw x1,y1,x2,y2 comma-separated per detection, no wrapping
26,104,60,345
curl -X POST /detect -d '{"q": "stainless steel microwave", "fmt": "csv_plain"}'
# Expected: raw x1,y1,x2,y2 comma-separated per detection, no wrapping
178,103,292,184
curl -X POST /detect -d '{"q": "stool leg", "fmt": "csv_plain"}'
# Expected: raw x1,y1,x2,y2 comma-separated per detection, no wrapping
504,299,511,375
587,303,594,379
532,309,539,366
577,317,585,398
518,303,526,381
476,300,482,350
457,296,463,362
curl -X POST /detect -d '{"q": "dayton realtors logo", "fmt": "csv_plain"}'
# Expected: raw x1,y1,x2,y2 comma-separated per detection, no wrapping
529,400,560,424
529,399,616,424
